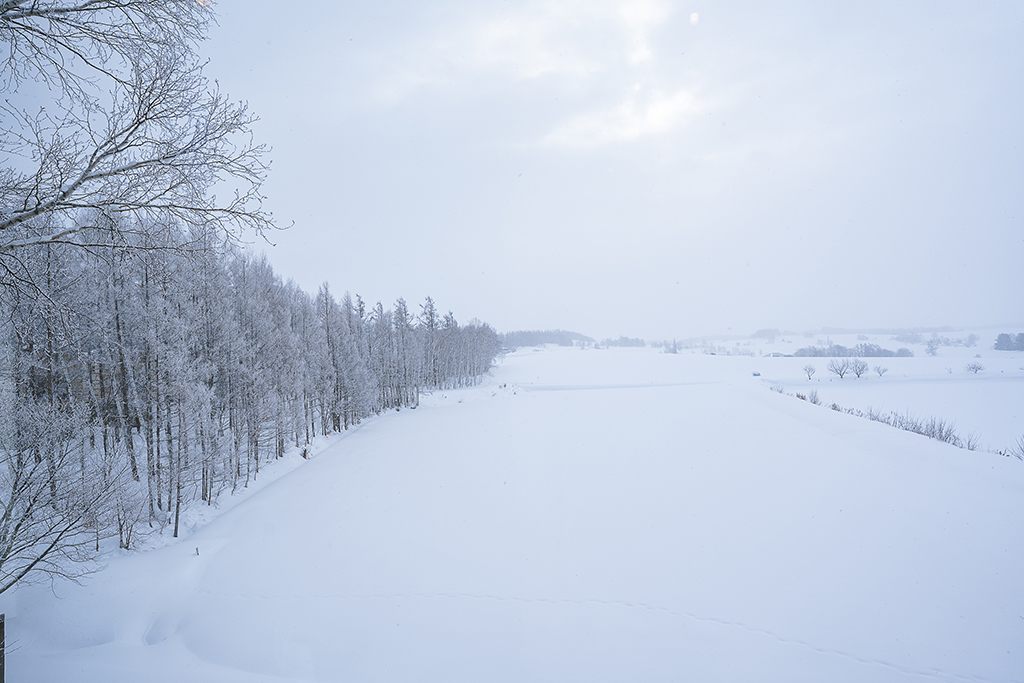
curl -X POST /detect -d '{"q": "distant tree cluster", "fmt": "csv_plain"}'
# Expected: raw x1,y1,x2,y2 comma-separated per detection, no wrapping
891,332,924,344
500,330,594,350
793,343,912,358
752,328,781,343
702,341,756,357
890,332,978,347
994,333,1024,351
601,336,646,348
658,340,681,354
923,333,979,355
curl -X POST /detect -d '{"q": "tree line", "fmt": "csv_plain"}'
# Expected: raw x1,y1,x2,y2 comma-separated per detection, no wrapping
0,1,501,595
1,220,501,592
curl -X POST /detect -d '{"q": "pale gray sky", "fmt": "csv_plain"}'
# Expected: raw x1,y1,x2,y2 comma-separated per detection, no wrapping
204,1,1023,340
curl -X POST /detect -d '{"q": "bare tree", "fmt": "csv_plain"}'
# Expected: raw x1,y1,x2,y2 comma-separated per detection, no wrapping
0,396,122,594
0,1,272,258
0,1,206,96
850,358,868,378
873,365,888,377
964,362,984,374
802,364,815,380
827,358,850,379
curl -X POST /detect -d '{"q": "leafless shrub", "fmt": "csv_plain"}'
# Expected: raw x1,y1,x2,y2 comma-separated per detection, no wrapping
856,407,979,449
773,383,1019,460
1009,436,1024,460
964,362,984,374
770,385,784,393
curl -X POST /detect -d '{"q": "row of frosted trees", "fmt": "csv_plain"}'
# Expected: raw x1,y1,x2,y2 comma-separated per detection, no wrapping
0,219,501,592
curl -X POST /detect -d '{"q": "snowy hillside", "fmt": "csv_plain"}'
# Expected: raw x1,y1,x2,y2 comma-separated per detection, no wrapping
9,345,1024,682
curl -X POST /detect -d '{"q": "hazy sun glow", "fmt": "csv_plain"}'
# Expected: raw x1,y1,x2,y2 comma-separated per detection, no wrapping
199,0,1022,339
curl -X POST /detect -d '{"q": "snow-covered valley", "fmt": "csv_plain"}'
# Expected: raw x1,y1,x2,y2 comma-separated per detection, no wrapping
9,343,1024,682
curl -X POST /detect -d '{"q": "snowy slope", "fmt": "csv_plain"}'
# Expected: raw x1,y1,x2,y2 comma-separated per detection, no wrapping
10,346,1024,682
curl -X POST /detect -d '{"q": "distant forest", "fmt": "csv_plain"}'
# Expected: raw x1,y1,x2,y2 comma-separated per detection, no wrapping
501,330,594,349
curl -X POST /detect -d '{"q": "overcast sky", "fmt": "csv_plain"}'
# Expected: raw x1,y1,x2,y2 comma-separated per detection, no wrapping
203,1,1022,341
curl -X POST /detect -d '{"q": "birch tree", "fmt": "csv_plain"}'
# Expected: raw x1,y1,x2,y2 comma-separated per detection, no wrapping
0,1,272,259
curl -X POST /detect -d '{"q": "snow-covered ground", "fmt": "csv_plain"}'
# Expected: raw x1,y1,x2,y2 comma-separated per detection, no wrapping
8,343,1024,682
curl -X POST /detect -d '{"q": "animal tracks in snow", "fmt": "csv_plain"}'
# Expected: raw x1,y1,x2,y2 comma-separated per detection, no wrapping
340,592,1001,683
195,585,1003,679
187,585,1009,681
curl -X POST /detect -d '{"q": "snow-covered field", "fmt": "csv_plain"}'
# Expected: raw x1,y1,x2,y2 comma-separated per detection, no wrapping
8,342,1024,682
743,331,1024,452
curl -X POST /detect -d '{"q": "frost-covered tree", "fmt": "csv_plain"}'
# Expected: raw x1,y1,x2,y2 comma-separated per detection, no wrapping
0,0,271,259
0,235,502,592
419,296,441,388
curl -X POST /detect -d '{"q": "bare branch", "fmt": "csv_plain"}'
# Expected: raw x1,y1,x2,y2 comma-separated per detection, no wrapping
0,54,273,252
